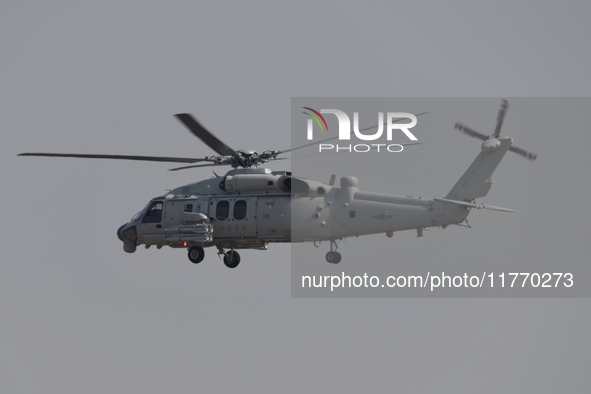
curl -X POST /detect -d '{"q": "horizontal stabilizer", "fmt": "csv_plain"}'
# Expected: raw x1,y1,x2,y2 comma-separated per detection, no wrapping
434,198,515,212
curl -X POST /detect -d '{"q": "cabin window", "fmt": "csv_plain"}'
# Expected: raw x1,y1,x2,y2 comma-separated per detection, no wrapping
234,200,247,220
349,210,356,218
184,204,193,212
143,201,163,223
216,201,230,220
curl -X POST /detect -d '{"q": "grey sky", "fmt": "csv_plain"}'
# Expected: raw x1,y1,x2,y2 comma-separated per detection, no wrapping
2,1,591,392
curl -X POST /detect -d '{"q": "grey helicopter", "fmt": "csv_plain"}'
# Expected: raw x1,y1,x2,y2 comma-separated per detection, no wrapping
19,100,536,268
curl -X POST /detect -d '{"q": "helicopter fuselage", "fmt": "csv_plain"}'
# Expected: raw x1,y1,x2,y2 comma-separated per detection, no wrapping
116,167,468,261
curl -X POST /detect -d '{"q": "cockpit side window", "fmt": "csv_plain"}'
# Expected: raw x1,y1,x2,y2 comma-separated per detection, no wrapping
142,201,163,223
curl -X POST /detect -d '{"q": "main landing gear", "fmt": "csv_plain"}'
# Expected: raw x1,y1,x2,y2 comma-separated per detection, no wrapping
222,251,241,268
187,245,240,268
325,239,341,264
217,245,241,269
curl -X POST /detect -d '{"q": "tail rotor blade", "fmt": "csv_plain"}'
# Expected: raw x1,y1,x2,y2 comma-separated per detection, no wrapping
509,145,537,161
493,99,509,138
454,122,488,141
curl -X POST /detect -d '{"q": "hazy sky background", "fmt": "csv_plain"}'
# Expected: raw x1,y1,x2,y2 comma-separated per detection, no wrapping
2,1,591,392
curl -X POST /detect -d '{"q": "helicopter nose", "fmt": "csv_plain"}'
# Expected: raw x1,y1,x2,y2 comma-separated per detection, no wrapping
117,223,137,243
117,224,127,242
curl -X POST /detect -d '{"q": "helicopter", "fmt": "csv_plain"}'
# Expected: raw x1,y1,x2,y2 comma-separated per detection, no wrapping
18,100,536,268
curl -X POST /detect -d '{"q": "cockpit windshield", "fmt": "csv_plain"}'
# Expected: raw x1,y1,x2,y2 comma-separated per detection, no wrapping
142,201,164,223
131,211,143,221
131,200,164,223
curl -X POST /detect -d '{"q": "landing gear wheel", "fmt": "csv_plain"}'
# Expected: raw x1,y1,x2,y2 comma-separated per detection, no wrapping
325,251,341,264
223,251,241,268
187,246,205,264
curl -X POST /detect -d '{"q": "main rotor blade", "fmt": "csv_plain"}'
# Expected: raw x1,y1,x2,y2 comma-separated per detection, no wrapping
356,112,429,132
277,137,331,155
174,113,239,158
493,99,509,138
279,112,429,155
169,157,288,171
168,162,227,171
18,152,207,163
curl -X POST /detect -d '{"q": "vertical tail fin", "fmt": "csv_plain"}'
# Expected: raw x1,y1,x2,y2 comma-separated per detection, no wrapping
445,138,512,201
